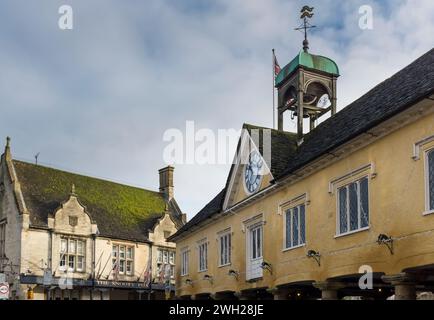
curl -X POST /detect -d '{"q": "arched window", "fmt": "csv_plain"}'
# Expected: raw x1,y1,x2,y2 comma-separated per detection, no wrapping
428,149,434,211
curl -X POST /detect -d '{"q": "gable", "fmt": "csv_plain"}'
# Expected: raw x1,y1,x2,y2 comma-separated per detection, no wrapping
223,124,298,210
12,160,170,242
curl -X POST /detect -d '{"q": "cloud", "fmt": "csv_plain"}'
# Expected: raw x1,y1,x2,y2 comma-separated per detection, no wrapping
0,0,433,218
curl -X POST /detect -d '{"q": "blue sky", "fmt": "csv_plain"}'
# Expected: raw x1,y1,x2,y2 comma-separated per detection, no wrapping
1,0,433,218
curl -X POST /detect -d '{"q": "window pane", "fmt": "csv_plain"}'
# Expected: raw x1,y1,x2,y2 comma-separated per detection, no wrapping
68,255,75,270
77,256,84,271
339,187,348,234
285,210,292,248
228,234,231,263
158,250,163,262
300,205,306,244
169,252,175,264
77,241,84,255
349,182,358,231
60,255,66,268
429,150,434,210
292,207,299,246
126,247,133,259
163,251,168,263
360,177,369,228
112,246,118,258
257,228,262,258
119,246,125,258
119,260,125,273
61,239,67,253
69,240,76,254
252,229,257,259
126,261,132,274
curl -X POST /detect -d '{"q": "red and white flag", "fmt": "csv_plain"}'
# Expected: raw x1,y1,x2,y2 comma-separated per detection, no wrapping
273,50,281,77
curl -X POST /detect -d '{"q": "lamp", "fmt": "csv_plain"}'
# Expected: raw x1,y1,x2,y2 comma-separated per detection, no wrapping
377,234,394,255
228,270,239,280
307,250,321,266
203,274,213,284
260,261,273,274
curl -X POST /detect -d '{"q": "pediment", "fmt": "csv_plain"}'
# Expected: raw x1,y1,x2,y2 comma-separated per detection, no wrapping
223,129,273,210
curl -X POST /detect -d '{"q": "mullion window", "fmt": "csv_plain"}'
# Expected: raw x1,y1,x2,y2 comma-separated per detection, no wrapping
338,177,369,235
285,204,306,249
60,238,85,272
428,150,434,211
219,233,231,266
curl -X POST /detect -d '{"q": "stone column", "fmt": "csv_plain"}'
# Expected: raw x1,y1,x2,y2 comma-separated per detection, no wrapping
234,291,257,300
313,281,345,300
268,287,291,300
382,273,417,300
211,291,236,300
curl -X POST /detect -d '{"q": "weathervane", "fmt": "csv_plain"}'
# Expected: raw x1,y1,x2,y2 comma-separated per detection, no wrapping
295,6,316,52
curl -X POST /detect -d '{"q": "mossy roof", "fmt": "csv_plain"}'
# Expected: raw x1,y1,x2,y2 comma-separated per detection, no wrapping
13,160,171,242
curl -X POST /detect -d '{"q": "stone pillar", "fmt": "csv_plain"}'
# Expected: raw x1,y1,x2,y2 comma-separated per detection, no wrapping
234,291,257,300
211,291,236,300
268,287,291,300
313,281,345,300
382,273,417,300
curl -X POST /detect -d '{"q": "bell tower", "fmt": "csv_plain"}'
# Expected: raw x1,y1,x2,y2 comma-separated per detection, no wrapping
275,6,339,144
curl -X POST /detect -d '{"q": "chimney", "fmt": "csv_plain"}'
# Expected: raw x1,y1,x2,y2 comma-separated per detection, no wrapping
159,166,174,201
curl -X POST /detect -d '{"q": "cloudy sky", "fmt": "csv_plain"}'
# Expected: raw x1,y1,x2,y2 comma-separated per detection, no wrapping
1,0,433,218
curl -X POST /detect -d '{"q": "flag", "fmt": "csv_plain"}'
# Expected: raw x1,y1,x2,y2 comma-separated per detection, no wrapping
143,258,152,287
273,51,281,77
112,260,119,281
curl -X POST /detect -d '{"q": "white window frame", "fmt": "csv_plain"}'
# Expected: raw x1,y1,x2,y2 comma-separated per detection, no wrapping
197,239,208,272
59,238,86,273
112,244,134,276
180,247,189,277
336,176,370,237
218,229,231,267
425,148,434,215
284,204,306,250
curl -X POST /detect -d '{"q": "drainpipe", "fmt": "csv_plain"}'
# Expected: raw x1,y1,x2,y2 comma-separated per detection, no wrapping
148,242,153,300
91,233,97,300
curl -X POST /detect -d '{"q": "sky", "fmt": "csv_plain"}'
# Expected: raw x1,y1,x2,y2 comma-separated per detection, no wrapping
1,0,434,218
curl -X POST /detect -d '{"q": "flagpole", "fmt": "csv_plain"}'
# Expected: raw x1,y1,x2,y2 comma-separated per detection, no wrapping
272,48,276,129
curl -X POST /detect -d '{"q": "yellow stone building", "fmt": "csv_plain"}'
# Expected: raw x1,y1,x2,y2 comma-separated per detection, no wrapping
169,46,434,300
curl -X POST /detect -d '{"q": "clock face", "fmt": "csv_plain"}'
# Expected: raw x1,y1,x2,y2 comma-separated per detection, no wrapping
244,150,264,194
317,94,331,109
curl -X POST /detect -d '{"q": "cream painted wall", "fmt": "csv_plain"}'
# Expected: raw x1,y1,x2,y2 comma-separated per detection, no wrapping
175,103,434,297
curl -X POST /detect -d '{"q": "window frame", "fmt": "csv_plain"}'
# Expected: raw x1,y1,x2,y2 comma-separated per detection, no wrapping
197,239,208,273
335,176,370,237
180,247,189,277
59,238,86,273
424,148,434,215
284,203,306,251
112,244,134,276
218,229,232,267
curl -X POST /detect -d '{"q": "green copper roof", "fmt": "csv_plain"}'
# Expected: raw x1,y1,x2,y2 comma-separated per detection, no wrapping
275,51,339,86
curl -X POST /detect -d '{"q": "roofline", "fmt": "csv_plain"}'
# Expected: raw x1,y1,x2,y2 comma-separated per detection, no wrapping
11,159,163,196
275,89,434,181
170,95,434,241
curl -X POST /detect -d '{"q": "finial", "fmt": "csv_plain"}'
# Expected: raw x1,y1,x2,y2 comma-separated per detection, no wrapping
295,6,316,53
6,137,10,148
71,184,76,195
